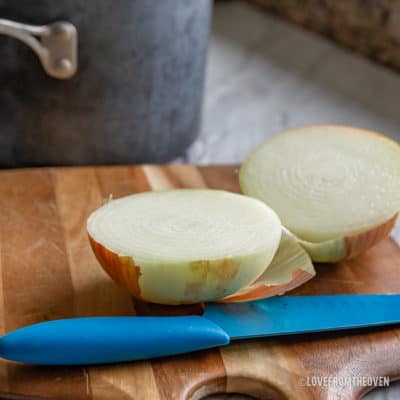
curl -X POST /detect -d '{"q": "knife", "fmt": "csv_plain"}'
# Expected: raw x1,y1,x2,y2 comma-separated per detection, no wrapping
1,294,399,365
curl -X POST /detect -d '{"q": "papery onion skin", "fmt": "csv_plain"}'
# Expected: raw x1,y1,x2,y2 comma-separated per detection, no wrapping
89,232,277,304
298,213,398,263
89,235,142,299
220,230,315,302
240,125,400,262
218,269,314,303
345,213,398,259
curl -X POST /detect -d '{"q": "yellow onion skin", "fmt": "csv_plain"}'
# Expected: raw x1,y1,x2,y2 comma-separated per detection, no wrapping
298,213,398,263
220,231,315,303
219,269,314,302
88,233,277,305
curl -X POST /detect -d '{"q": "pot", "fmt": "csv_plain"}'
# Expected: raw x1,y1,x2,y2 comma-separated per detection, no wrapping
0,0,212,166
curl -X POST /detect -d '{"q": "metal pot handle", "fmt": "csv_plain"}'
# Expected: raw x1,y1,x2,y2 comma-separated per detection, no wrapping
0,19,77,79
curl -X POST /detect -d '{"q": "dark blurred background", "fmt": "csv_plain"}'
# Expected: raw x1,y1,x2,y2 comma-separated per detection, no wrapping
0,0,399,168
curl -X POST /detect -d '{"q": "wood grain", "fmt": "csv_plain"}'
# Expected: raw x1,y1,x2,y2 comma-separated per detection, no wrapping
51,166,160,400
0,165,399,400
0,170,89,400
0,205,8,395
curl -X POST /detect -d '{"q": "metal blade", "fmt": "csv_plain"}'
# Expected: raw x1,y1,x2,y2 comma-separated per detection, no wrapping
203,294,400,340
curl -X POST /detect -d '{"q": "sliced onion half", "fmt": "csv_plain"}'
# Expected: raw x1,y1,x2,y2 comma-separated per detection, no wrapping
240,125,400,262
87,190,283,304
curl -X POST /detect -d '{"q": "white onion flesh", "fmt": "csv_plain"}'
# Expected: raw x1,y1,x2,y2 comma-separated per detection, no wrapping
88,190,281,263
240,126,400,243
87,190,282,304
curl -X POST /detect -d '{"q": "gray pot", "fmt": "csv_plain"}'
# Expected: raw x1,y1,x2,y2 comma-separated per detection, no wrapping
0,0,212,167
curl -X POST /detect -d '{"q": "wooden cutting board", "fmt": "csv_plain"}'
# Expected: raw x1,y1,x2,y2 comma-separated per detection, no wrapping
0,164,399,400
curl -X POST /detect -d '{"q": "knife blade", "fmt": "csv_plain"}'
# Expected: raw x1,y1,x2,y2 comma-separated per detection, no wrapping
1,294,399,365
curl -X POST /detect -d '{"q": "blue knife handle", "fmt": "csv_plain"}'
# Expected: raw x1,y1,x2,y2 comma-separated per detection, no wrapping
0,316,230,365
